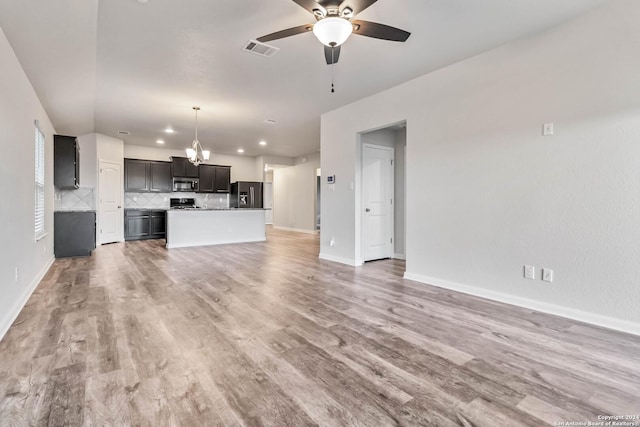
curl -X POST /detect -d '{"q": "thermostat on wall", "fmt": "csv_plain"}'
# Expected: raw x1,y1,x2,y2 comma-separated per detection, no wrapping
327,175,335,184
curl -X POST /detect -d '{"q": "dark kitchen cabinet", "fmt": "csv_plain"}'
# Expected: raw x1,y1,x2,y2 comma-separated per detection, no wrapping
198,165,231,193
198,165,215,192
150,162,172,192
213,166,231,193
54,211,96,257
124,159,172,192
150,212,166,237
54,135,79,189
171,157,199,178
125,209,166,240
124,159,148,191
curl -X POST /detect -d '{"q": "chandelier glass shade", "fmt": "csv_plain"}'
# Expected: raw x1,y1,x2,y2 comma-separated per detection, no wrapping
313,17,353,47
185,106,210,166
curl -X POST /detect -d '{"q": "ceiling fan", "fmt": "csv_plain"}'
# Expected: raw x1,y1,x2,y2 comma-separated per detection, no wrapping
256,0,411,65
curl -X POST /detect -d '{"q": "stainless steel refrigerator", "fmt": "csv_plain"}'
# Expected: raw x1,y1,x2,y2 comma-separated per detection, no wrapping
230,181,263,208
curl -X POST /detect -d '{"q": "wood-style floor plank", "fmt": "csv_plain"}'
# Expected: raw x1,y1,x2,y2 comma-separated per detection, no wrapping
1,227,639,426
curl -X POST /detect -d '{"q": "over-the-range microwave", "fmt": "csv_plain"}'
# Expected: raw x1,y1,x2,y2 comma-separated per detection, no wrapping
173,177,199,192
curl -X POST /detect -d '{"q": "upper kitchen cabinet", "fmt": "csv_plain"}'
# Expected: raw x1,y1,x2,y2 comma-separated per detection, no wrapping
198,165,231,193
171,157,199,178
124,159,148,191
124,159,172,192
213,166,231,193
150,162,172,192
54,135,79,189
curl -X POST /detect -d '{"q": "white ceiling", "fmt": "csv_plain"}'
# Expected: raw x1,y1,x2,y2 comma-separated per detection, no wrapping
0,0,609,157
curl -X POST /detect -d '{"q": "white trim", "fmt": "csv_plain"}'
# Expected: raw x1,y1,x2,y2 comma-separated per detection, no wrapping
393,253,406,260
273,226,318,235
0,257,54,341
34,232,49,242
319,253,363,267
403,272,640,337
166,238,266,249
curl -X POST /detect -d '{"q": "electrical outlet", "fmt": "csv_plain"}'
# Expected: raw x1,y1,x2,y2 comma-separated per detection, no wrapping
542,268,553,283
14,267,19,283
543,122,554,136
330,238,335,247
524,265,535,280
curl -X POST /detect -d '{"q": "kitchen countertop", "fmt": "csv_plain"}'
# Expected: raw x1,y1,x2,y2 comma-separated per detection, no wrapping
125,207,168,210
54,209,96,213
168,207,266,211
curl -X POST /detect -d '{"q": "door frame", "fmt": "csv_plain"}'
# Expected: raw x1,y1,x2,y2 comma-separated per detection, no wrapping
360,142,394,263
98,159,124,245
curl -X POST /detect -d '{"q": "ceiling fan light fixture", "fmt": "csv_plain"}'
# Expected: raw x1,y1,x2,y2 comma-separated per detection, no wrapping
313,17,353,47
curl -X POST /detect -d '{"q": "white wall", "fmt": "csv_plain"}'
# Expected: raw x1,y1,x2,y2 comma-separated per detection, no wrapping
124,144,260,182
320,0,640,334
0,25,56,339
273,152,320,233
394,129,406,257
77,133,97,188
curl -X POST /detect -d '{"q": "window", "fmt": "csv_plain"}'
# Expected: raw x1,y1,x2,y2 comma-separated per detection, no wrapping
35,124,45,240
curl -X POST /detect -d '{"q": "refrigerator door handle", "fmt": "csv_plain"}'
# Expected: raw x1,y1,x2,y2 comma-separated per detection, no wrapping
250,187,254,207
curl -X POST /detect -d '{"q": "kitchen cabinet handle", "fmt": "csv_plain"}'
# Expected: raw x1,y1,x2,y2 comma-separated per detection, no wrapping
365,208,370,212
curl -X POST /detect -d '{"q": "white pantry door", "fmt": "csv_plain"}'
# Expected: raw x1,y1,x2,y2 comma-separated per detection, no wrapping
99,160,123,244
362,144,394,261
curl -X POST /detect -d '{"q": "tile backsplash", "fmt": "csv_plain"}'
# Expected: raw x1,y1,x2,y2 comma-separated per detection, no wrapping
124,192,229,209
55,187,95,211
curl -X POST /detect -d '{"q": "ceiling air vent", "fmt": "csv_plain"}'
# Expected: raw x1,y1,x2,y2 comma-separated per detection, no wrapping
242,40,280,58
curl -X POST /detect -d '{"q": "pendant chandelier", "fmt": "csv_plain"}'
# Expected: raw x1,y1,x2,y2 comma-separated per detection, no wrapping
185,106,210,166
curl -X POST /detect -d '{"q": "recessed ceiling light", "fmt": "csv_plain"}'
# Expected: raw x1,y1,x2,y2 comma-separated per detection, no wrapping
237,148,245,154
156,139,164,144
264,119,276,124
164,128,174,134
259,140,267,146
137,0,148,3
117,131,130,135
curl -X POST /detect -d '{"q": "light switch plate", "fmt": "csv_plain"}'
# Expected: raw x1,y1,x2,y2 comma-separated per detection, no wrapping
524,265,535,280
543,123,554,136
542,268,553,282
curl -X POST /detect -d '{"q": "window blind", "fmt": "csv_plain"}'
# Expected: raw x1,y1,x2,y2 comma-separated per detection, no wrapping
35,125,45,240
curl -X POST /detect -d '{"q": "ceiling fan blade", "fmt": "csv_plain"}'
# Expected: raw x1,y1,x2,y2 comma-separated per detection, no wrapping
351,20,410,42
324,45,341,64
340,0,377,16
257,24,314,43
291,0,327,16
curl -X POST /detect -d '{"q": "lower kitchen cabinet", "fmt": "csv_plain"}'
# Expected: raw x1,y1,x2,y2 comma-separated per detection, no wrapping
54,211,96,258
125,209,166,241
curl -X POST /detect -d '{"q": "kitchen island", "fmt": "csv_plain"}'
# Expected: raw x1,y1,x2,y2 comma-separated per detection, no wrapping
166,208,265,248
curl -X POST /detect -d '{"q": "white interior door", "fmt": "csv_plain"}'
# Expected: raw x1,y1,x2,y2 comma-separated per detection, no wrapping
99,160,123,244
362,144,394,261
263,182,273,224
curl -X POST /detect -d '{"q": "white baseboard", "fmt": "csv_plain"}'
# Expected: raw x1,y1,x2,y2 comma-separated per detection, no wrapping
273,226,318,235
0,256,54,341
393,253,406,260
319,253,362,267
403,272,640,337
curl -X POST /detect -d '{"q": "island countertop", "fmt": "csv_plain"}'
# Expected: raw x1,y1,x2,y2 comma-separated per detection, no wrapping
169,207,266,211
166,208,265,248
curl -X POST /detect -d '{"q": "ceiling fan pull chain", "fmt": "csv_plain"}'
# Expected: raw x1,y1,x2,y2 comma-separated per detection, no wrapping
331,47,335,93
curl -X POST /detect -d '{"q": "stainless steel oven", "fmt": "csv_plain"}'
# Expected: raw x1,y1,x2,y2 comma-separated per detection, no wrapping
172,177,199,192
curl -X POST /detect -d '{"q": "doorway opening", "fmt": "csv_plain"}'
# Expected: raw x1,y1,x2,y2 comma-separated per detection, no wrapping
358,122,406,264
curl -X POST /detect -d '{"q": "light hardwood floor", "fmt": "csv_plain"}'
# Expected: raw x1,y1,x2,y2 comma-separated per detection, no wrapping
1,227,639,426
